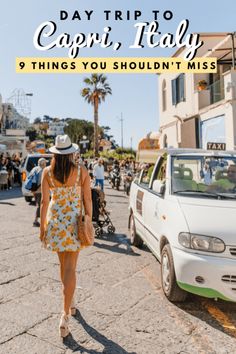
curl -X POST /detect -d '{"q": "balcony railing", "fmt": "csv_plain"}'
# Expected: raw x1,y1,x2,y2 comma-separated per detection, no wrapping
197,79,225,110
209,79,225,105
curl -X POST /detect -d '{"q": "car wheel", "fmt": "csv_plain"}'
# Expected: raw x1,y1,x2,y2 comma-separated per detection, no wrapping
161,244,187,302
25,196,33,203
129,214,143,248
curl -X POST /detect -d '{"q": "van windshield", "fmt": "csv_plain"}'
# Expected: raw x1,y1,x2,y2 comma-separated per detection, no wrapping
171,155,236,199
26,156,51,172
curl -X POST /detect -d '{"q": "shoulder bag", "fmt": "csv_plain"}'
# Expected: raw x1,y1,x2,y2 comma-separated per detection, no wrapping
77,166,94,247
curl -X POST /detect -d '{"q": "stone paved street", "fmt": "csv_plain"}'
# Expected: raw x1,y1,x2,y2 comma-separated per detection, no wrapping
1,184,236,353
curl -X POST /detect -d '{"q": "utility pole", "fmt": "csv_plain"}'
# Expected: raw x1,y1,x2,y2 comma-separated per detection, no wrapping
119,113,124,149
130,137,133,151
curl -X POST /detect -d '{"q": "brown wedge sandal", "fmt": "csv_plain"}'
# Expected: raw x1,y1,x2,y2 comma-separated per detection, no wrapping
70,298,76,316
59,312,70,338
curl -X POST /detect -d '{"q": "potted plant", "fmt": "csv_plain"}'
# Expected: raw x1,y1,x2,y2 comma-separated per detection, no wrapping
197,80,208,91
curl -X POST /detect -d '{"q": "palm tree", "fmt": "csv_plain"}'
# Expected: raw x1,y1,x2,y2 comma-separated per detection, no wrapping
81,74,112,156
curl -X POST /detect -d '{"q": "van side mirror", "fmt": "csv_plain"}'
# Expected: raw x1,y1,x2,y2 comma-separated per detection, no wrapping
153,180,165,195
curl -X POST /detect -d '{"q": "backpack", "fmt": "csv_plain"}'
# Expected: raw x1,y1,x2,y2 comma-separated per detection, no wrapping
25,167,41,192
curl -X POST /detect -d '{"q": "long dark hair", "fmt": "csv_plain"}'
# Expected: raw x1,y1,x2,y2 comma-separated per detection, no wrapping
51,153,75,184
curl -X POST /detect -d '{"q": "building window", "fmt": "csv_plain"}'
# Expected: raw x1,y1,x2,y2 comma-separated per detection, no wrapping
162,80,167,112
201,115,225,149
172,74,185,106
163,134,168,148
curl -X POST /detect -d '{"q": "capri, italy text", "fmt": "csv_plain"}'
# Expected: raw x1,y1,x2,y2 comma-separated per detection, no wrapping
33,9,203,61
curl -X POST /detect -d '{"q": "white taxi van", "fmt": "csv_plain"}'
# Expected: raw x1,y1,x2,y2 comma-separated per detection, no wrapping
129,149,236,302
21,154,52,202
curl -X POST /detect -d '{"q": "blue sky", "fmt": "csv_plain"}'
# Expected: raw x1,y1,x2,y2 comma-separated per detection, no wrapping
1,0,236,148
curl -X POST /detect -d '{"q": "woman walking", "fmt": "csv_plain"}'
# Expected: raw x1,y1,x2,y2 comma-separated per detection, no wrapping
40,135,92,338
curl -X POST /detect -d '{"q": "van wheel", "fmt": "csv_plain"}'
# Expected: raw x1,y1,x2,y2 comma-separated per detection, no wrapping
161,244,187,302
129,214,143,248
25,196,33,203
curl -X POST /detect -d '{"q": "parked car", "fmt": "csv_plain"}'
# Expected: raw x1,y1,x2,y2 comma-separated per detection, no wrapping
21,153,52,202
129,148,236,303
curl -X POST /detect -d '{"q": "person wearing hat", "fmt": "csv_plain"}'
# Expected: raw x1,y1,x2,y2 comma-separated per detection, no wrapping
31,157,47,227
39,135,92,338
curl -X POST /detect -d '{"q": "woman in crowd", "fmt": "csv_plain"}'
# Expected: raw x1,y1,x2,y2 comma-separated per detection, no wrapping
40,135,92,338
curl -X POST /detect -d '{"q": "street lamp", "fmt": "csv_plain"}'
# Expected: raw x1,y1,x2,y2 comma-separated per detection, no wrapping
117,113,124,149
79,135,89,153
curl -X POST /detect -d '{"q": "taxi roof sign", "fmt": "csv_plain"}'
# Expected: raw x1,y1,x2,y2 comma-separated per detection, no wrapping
207,142,226,151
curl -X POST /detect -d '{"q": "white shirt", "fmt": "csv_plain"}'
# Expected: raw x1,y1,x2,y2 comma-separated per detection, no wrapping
204,170,212,185
93,164,104,179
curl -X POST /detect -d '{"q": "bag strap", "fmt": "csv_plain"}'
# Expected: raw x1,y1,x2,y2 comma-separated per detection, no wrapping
78,165,83,223
76,165,81,186
29,166,37,177
36,166,42,185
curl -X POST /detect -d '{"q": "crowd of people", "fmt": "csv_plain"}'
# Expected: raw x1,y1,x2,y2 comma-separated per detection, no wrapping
75,155,138,191
0,148,139,194
0,152,23,190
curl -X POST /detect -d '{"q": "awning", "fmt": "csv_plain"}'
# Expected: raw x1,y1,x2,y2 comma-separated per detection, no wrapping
204,33,236,66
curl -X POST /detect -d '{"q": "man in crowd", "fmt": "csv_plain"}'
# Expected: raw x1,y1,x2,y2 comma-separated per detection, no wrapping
210,164,236,193
93,158,105,191
32,158,47,227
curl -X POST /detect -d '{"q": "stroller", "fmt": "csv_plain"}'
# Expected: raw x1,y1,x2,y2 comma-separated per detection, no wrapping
92,188,116,237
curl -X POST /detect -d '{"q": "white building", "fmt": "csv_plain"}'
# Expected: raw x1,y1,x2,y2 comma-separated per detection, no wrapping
0,95,29,157
1,102,29,131
47,120,67,137
158,33,236,150
0,130,29,157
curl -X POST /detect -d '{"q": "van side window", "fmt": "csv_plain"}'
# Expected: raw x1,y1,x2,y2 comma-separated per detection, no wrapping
172,157,200,193
140,164,154,186
133,170,141,184
151,159,167,188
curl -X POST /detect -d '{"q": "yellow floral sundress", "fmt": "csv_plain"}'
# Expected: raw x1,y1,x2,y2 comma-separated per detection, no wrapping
44,168,82,252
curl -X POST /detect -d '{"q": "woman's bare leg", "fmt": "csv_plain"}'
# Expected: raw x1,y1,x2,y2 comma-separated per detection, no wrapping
58,251,79,315
57,252,65,283
57,252,65,313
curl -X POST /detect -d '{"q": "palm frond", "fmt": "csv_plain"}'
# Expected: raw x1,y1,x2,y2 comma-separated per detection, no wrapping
81,88,91,97
84,78,93,85
81,74,111,106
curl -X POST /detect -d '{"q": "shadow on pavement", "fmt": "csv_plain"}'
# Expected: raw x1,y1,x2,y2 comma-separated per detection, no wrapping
0,201,16,206
94,233,141,256
94,240,141,257
63,309,136,354
0,187,22,201
95,233,151,255
177,295,236,339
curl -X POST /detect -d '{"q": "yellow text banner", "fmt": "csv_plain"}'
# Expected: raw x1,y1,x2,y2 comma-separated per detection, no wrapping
16,57,217,74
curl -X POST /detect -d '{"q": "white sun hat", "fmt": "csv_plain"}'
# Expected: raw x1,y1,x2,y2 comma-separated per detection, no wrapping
49,135,78,155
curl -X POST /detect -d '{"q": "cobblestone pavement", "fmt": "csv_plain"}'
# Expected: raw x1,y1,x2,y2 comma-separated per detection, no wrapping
1,185,236,353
